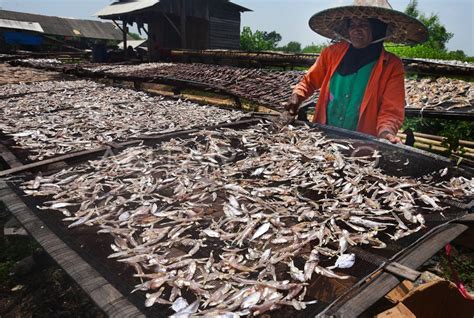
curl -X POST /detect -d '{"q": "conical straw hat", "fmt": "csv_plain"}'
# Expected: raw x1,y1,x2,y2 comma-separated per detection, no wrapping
309,0,428,44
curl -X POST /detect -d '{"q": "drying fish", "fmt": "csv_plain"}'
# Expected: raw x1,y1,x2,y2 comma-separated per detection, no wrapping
251,223,271,240
328,254,356,270
12,59,472,113
0,79,244,161
20,122,473,316
405,77,473,111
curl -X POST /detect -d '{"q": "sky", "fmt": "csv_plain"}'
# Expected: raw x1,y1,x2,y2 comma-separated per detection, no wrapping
0,0,473,55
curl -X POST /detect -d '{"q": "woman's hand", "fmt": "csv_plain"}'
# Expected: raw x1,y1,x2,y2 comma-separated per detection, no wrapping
379,131,402,144
283,94,305,116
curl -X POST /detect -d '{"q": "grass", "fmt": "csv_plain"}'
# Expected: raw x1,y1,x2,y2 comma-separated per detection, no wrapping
422,244,474,293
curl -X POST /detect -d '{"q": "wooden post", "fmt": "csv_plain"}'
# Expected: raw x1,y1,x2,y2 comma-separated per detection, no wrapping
180,0,186,48
123,20,128,59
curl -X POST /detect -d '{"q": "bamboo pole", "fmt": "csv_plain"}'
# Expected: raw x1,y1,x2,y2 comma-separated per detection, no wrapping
398,137,474,160
398,133,474,154
399,130,474,148
413,131,474,148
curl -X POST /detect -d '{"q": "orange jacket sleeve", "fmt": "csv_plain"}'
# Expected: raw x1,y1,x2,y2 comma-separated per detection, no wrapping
376,57,406,137
293,48,329,99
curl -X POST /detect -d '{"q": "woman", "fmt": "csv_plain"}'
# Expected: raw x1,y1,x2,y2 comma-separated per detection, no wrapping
285,0,428,143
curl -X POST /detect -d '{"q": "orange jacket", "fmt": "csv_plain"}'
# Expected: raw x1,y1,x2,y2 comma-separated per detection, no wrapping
293,41,405,137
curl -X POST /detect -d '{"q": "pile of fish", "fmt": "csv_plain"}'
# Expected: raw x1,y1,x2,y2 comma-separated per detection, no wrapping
10,59,474,112
21,122,473,316
0,79,88,98
0,80,244,161
82,62,307,107
0,63,63,85
405,77,473,111
82,62,176,75
12,60,314,108
407,58,474,69
13,58,63,69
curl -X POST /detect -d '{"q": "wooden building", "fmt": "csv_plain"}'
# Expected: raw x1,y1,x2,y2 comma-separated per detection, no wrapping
95,0,251,60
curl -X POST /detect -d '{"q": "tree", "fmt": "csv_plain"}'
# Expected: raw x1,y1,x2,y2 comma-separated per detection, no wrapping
279,41,302,53
262,31,282,48
404,0,453,50
405,0,419,18
240,27,281,51
302,43,328,53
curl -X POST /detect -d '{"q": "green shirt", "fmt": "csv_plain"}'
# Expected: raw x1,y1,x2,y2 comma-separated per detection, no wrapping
326,61,376,131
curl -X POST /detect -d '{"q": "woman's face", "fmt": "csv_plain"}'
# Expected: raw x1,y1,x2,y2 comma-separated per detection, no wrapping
348,18,373,48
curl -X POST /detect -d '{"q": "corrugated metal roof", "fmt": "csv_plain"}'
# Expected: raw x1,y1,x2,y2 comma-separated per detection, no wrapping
0,18,44,33
0,10,123,40
95,0,250,19
227,1,252,12
95,0,160,18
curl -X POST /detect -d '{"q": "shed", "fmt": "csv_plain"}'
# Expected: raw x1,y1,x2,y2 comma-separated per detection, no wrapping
0,9,123,52
95,0,251,60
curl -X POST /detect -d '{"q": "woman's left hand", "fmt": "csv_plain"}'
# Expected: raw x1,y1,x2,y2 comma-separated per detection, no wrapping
379,132,402,144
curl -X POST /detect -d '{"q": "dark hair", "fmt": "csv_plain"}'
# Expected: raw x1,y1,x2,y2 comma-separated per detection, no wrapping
368,18,388,41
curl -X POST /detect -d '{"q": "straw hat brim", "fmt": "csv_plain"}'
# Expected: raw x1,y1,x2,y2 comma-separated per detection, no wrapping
309,6,428,44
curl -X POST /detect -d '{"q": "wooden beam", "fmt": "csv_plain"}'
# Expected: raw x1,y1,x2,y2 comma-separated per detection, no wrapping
0,143,23,168
324,223,468,317
180,0,186,48
385,262,421,281
163,13,182,38
0,141,140,178
141,24,149,37
112,20,125,33
123,20,128,59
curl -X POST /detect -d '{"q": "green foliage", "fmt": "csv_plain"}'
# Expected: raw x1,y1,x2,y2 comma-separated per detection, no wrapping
128,32,143,41
419,14,454,50
404,0,453,50
240,27,281,51
262,31,282,48
385,1,474,62
402,117,474,154
385,44,474,62
405,0,420,18
278,41,302,53
301,43,328,53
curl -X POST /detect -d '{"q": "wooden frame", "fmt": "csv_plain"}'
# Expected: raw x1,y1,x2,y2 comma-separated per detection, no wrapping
0,182,145,318
321,222,469,317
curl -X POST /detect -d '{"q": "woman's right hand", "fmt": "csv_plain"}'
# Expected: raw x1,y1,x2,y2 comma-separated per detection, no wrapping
284,94,304,116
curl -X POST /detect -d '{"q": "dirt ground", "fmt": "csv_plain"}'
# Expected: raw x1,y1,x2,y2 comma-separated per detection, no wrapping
0,205,105,318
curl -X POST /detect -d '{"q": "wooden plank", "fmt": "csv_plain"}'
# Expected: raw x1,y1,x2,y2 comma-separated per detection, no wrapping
385,262,421,282
460,213,474,222
0,140,140,177
0,182,144,318
137,118,260,141
325,223,468,317
0,143,23,168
